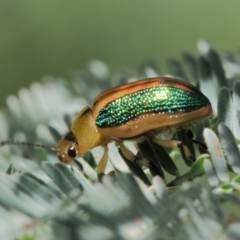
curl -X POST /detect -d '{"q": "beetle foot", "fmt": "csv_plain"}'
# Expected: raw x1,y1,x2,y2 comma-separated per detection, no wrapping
97,173,105,182
97,170,115,182
135,158,151,167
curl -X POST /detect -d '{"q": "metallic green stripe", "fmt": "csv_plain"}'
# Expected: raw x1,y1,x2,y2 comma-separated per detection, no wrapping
96,86,210,127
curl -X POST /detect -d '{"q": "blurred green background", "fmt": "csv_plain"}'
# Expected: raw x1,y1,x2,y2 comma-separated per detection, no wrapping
0,0,239,105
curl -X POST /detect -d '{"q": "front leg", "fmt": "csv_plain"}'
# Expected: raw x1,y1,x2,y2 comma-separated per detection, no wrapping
97,146,109,175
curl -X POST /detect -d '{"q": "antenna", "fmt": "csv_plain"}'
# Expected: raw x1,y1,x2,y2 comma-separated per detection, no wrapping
0,139,58,152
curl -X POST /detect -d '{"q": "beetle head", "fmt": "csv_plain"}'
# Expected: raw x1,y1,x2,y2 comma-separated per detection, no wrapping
57,131,79,164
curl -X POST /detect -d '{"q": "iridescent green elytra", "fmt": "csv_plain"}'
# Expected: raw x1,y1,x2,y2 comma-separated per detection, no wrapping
96,86,210,128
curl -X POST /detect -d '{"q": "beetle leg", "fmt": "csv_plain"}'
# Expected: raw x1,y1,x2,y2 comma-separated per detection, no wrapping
153,138,195,161
186,129,207,151
119,142,137,162
119,142,151,166
97,146,109,175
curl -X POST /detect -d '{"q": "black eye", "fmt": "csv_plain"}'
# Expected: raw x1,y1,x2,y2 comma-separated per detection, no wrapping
68,146,76,158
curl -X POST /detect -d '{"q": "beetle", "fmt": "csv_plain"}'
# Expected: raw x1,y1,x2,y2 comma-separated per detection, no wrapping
57,77,212,175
